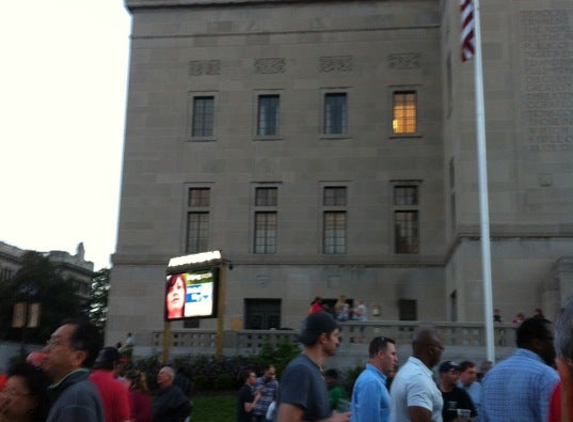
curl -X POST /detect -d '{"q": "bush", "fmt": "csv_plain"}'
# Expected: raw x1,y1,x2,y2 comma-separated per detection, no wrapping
214,374,236,390
258,337,300,378
127,336,300,393
193,375,212,391
341,365,363,393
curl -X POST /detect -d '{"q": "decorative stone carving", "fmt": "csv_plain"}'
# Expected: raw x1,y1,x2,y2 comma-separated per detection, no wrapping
256,275,270,288
388,53,421,70
319,55,353,72
254,58,286,74
189,60,221,76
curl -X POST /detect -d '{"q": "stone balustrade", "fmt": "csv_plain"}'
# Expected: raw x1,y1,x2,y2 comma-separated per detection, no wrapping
134,321,518,365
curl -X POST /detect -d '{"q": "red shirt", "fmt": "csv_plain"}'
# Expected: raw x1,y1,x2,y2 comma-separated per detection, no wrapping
548,383,561,422
89,370,131,422
129,390,152,422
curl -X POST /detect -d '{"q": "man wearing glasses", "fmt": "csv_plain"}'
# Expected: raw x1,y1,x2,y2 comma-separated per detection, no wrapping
390,327,444,422
351,336,398,422
42,319,104,422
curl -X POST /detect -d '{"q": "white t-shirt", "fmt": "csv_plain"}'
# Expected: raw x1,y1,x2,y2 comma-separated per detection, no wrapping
390,356,443,422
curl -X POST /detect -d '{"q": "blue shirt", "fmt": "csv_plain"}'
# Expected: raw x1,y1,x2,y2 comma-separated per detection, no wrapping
351,363,390,422
481,348,559,422
457,380,482,422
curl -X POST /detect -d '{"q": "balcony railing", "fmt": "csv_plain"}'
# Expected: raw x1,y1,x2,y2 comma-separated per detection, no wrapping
136,321,518,358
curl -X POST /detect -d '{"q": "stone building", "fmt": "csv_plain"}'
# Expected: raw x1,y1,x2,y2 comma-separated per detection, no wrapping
0,241,94,302
106,0,573,345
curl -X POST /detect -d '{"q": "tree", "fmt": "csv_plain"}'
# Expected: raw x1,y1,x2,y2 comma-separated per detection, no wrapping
88,268,110,331
0,251,83,344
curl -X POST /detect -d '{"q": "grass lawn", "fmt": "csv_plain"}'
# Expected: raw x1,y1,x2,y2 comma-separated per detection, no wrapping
191,392,237,422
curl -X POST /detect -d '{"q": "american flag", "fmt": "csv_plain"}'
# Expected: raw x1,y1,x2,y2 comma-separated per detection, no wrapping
460,0,475,61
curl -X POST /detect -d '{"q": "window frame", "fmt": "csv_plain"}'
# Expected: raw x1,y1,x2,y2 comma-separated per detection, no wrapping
391,182,421,254
256,94,281,138
389,87,421,138
185,187,211,254
322,186,348,254
188,93,217,141
321,91,349,138
253,186,279,254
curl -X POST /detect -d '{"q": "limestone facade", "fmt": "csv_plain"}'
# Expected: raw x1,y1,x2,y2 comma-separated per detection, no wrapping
106,0,573,345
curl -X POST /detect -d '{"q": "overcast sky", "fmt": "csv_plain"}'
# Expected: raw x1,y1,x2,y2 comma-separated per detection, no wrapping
0,1,131,270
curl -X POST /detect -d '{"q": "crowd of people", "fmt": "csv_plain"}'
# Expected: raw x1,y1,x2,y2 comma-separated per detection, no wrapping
0,323,192,422
2,301,572,422
309,296,368,322
271,298,573,422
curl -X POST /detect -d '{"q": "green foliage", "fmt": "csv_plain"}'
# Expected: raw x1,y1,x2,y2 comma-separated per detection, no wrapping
193,375,212,391
258,337,301,378
87,268,110,331
341,365,363,393
0,251,84,343
213,374,235,390
126,337,300,394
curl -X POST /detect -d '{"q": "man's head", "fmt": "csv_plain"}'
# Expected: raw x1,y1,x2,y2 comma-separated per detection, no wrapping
555,297,573,421
92,346,121,372
157,366,176,389
412,326,444,369
240,368,257,386
516,317,556,365
42,320,103,384
368,336,398,377
298,311,340,356
458,360,477,387
439,360,460,389
263,364,276,381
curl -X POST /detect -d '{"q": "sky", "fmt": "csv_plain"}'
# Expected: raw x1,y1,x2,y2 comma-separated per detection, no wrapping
0,1,131,270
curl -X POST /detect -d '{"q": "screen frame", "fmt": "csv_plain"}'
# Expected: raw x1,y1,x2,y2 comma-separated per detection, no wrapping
164,266,219,321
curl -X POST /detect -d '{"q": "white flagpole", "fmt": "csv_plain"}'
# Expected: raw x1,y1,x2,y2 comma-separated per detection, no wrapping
472,0,495,363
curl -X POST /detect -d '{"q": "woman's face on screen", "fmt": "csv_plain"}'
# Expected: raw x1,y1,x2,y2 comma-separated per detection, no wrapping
166,276,185,317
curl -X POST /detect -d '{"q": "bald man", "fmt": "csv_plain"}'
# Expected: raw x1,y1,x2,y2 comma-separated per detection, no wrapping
390,327,444,422
152,366,192,422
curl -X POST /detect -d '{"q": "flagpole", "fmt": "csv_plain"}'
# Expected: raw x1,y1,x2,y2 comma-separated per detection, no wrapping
471,0,495,363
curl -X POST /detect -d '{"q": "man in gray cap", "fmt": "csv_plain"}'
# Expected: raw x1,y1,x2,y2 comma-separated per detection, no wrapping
276,311,350,422
89,346,131,422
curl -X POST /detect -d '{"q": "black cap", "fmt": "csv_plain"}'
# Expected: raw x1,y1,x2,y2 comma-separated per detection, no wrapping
439,360,460,373
95,347,121,364
298,312,338,346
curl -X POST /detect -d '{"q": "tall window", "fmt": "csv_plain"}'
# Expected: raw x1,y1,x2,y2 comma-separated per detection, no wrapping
192,96,214,137
257,95,280,136
186,188,210,253
393,185,419,254
392,91,417,134
324,93,347,135
254,187,277,254
323,186,347,254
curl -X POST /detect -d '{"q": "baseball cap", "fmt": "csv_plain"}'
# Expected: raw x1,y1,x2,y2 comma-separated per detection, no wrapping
439,360,460,373
298,312,338,346
95,346,121,364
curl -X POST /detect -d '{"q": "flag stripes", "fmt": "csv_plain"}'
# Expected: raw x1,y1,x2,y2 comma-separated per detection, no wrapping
460,0,475,61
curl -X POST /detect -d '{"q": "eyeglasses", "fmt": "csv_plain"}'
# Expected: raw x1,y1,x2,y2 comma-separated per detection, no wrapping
429,343,445,351
45,337,75,349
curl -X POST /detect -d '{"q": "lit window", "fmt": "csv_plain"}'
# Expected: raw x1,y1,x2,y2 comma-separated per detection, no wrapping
392,91,417,134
